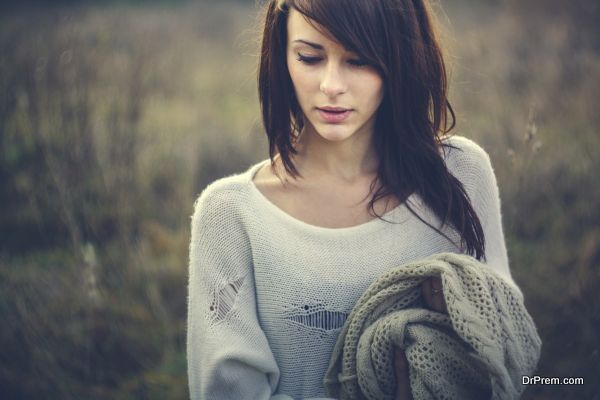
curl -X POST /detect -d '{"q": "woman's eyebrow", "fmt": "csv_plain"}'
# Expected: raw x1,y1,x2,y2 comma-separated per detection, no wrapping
292,39,324,50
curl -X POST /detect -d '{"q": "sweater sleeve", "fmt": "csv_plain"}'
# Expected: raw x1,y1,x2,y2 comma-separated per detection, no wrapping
186,186,295,400
448,137,524,298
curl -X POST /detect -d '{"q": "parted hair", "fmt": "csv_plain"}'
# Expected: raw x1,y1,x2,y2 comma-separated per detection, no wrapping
258,0,486,261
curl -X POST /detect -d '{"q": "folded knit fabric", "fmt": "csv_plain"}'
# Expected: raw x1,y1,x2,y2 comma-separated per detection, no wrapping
323,252,542,400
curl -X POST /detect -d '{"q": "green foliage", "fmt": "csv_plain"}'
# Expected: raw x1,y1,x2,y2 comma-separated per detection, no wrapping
0,1,598,399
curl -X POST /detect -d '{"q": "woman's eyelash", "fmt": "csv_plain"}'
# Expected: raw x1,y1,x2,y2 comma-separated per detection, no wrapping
296,54,321,64
347,59,368,67
296,53,368,67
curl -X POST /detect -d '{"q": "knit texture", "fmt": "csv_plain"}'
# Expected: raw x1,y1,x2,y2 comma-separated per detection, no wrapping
186,135,524,400
323,252,542,400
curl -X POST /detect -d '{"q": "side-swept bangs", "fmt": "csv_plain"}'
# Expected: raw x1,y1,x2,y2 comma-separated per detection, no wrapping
289,0,388,76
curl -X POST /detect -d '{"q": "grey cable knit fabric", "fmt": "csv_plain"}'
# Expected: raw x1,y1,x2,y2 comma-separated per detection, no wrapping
323,252,542,400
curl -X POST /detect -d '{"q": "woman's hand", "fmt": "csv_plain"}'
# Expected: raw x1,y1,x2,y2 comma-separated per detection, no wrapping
394,347,413,400
421,276,447,314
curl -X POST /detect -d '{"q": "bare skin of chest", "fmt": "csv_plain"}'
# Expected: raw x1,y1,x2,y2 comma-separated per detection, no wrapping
253,162,400,229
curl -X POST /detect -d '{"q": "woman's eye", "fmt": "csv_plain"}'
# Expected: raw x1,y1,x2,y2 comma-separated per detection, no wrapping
348,58,368,67
296,53,321,64
296,53,368,67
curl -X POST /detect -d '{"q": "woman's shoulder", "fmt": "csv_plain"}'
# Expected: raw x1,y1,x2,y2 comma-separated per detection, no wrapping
191,160,266,220
440,134,494,175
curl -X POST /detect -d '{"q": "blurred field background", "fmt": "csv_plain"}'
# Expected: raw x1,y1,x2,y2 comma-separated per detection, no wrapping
0,0,598,399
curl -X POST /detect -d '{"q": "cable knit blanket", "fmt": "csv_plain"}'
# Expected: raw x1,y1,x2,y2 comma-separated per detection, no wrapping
323,252,542,400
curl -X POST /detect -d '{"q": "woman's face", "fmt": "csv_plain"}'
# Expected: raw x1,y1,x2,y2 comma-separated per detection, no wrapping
286,9,384,143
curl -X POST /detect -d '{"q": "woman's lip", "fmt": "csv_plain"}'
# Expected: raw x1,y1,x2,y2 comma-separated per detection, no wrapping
317,108,352,123
319,106,350,112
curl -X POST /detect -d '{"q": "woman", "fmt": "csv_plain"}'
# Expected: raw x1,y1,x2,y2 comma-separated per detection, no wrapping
187,0,521,399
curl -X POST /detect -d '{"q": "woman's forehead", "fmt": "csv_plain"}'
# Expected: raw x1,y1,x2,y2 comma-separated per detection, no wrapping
287,8,345,51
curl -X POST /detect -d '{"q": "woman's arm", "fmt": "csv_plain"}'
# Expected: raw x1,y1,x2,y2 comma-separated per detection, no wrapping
459,138,524,297
187,187,293,400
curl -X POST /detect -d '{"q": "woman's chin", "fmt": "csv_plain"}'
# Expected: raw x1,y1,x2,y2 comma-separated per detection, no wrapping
314,127,355,143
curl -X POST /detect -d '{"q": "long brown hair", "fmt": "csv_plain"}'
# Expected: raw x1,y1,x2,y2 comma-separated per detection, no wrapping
258,0,486,261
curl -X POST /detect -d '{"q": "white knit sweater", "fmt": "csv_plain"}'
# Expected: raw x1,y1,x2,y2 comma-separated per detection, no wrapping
186,135,523,400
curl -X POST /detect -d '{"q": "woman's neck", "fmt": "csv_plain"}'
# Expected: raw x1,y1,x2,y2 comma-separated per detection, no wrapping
291,125,379,184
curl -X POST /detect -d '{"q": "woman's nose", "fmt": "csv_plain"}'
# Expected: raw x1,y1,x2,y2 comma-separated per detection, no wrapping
320,63,347,97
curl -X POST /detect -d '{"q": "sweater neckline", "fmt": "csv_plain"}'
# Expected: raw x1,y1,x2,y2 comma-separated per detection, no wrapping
246,159,419,236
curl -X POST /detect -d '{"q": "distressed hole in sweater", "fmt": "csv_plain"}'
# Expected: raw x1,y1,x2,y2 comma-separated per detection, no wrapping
285,304,349,331
208,276,245,324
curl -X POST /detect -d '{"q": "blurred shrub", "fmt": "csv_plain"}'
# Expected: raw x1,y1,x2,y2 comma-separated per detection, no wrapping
0,250,167,399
